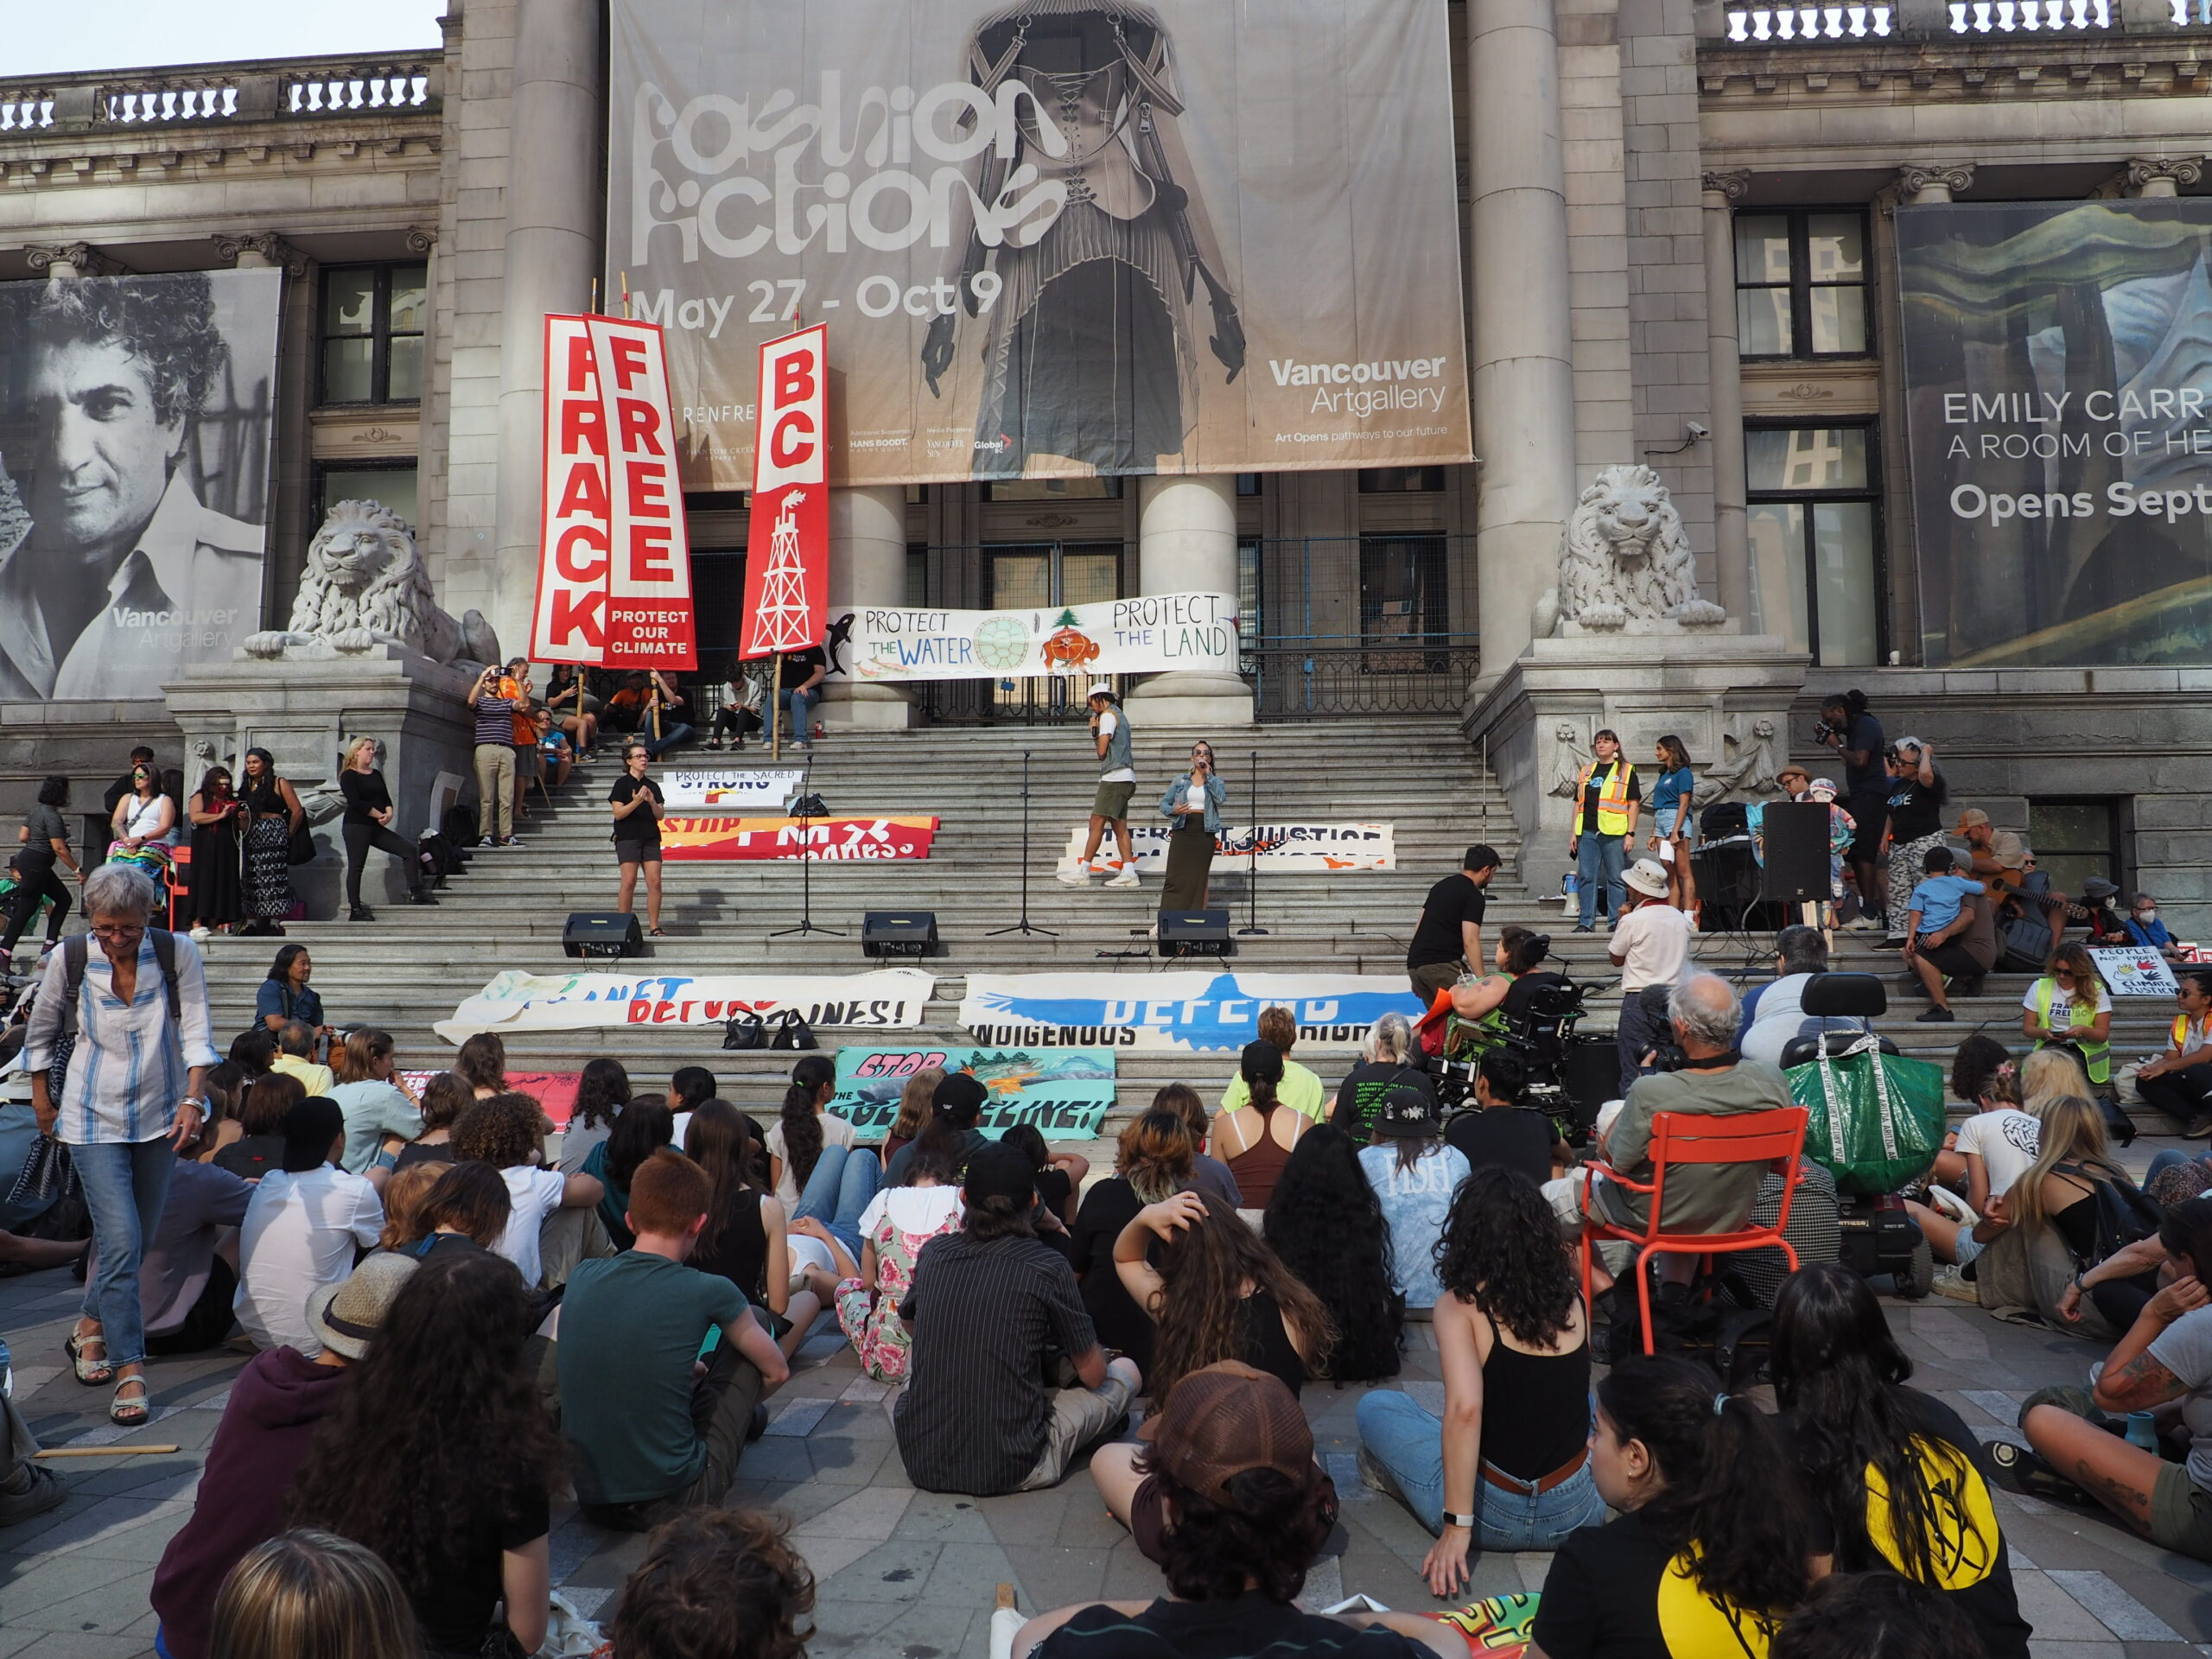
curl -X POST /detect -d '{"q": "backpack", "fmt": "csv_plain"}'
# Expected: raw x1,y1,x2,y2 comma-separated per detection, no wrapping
416,830,466,886
442,803,480,848
2051,1161,2162,1268
1999,908,2054,975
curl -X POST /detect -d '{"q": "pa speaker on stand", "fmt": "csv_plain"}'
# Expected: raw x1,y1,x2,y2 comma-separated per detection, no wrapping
1758,801,1831,906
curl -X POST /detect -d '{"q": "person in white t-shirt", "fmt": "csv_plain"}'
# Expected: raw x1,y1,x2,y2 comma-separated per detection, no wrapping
451,1092,603,1287
233,1097,385,1356
1059,684,1141,889
804,1153,967,1382
1905,1039,2035,1267
1608,858,1694,1096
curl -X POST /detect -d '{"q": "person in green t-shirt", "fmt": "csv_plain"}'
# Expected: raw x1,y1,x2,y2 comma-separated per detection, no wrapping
558,1150,790,1529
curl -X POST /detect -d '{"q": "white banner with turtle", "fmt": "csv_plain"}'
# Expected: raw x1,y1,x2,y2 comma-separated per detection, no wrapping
826,593,1238,683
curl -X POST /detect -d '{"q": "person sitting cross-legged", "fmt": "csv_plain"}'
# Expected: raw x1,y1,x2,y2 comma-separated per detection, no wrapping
895,1142,1141,1496
559,1149,792,1530
2138,969,2212,1138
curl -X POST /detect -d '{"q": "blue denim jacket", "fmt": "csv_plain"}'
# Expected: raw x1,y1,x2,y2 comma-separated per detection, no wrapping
1158,772,1227,834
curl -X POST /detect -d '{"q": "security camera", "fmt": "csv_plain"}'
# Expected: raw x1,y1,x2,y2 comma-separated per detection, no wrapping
1686,422,1711,442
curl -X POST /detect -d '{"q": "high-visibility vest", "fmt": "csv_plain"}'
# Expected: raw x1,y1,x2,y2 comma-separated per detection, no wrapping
2175,1014,2211,1057
2033,977,2109,1084
1576,759,1636,837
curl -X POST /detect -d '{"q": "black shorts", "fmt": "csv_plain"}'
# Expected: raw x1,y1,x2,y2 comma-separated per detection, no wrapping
615,837,662,866
1847,792,1888,862
1918,939,1983,981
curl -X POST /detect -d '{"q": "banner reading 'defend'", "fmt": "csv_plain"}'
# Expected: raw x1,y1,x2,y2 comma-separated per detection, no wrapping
832,1046,1117,1138
531,315,699,669
609,0,1471,487
836,594,1236,683
436,967,934,1043
959,972,1423,1053
1057,823,1394,874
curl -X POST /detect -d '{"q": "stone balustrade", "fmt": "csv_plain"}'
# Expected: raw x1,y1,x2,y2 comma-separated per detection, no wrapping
1716,0,2211,39
0,54,440,137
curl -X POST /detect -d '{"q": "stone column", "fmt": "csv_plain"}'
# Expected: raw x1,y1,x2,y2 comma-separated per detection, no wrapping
1127,474,1252,727
1469,0,1577,690
1701,171,1751,624
213,232,305,274
2128,158,2203,198
822,486,914,729
1897,163,1974,205
491,0,602,658
23,243,113,280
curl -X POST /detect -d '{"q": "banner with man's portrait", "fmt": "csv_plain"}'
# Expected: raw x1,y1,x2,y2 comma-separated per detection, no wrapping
608,0,1472,488
1897,200,2212,667
0,267,282,701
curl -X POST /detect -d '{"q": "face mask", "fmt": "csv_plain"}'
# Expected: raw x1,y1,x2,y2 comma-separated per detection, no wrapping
2138,909,2158,921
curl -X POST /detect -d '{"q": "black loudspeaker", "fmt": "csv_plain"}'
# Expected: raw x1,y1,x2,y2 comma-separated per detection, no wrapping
1157,908,1232,959
1700,800,1750,841
862,911,939,959
1759,800,1831,905
1690,837,1759,913
563,912,644,959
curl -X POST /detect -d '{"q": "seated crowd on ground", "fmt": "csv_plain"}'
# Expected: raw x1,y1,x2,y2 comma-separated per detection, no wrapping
7,844,2212,1659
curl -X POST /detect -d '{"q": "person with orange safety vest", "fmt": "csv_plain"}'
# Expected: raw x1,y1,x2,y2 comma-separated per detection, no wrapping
1569,729,1641,932
2137,969,2212,1137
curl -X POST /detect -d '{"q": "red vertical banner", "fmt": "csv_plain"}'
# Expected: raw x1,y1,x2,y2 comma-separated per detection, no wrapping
589,316,696,669
531,316,609,663
740,325,829,660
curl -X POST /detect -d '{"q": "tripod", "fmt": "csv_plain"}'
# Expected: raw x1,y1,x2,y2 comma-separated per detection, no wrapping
1238,747,1268,936
771,753,842,938
989,749,1057,938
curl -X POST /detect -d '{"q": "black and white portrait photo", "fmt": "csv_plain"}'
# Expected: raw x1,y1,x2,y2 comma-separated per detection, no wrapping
0,266,280,702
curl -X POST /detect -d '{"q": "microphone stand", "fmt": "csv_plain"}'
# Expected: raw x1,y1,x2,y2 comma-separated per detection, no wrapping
989,749,1057,938
771,750,842,938
1238,747,1268,936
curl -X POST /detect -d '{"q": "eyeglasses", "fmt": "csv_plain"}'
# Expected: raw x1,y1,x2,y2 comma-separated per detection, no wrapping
91,923,146,942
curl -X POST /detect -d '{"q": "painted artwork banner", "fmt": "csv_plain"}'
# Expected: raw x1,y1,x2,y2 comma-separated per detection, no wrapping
958,971,1423,1052
401,1070,582,1126
1055,822,1394,874
1897,199,2212,667
659,766,805,810
660,814,938,861
608,0,1471,486
436,967,936,1042
834,593,1235,682
0,267,281,702
2090,945,2181,998
832,1046,1117,1137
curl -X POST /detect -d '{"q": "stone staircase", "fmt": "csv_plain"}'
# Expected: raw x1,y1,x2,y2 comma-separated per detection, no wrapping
186,720,2184,1135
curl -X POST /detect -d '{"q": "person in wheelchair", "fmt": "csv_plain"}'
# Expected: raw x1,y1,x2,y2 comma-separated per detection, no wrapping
1424,927,1570,1059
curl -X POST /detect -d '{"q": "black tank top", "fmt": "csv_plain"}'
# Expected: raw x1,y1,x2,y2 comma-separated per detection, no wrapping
693,1192,771,1301
1236,1286,1308,1398
1478,1309,1592,1481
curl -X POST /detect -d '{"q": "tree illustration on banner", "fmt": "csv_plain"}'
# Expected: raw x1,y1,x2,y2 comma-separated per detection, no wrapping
740,326,829,661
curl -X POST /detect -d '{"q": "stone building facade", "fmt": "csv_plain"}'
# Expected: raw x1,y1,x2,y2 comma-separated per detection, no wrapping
0,0,2206,924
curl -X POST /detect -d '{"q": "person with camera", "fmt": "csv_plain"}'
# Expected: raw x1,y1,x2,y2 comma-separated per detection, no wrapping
1814,690,1885,928
1879,735,1948,947
1568,730,1639,933
466,661,524,849
1608,858,1692,1097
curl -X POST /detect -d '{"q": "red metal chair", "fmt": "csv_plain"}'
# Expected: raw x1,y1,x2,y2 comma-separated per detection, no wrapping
1578,1105,1809,1355
166,844,192,932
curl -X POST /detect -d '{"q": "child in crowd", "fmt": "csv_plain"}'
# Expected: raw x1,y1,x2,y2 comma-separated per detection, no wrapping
1902,846,1987,1022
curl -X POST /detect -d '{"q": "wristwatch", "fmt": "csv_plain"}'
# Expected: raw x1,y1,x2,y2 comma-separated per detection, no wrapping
1442,1510,1478,1529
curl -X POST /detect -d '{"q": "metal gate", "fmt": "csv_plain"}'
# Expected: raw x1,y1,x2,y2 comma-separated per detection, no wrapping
1243,533,1478,721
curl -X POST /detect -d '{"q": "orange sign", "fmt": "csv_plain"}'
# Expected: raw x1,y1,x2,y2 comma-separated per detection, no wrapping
660,814,938,862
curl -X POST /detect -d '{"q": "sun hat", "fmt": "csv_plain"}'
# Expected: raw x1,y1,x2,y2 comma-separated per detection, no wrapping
305,1250,418,1362
1148,1361,1316,1502
1086,683,1114,700
1777,760,1811,779
1623,858,1669,899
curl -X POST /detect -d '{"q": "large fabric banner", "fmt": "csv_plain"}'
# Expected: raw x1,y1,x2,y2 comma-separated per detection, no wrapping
959,971,1422,1052
1056,822,1394,874
531,315,699,668
741,325,830,658
832,1046,1117,1137
436,967,936,1043
402,1070,582,1126
835,593,1235,682
0,268,280,701
660,766,805,810
1897,200,2212,667
660,814,938,861
608,0,1471,487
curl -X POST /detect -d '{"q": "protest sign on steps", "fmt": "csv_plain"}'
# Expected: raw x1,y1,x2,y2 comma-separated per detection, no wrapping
1056,822,1393,874
831,1046,1117,1139
958,971,1423,1052
658,767,805,811
659,815,938,861
436,967,935,1043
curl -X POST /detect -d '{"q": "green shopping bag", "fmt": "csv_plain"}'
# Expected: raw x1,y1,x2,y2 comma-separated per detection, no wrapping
1787,1036,1947,1198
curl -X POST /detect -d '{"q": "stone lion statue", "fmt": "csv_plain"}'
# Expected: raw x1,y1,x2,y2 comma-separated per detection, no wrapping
245,500,501,668
1534,465,1727,636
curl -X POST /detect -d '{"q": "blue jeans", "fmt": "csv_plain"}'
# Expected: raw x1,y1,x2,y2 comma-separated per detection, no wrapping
1355,1389,1605,1549
780,687,818,745
1576,833,1627,927
73,1135,175,1367
795,1144,880,1262
643,721,696,760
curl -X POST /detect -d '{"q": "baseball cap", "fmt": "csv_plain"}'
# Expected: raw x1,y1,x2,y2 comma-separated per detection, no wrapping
1807,777,1839,798
1956,808,1991,831
961,1141,1036,1211
1370,1084,1441,1139
280,1096,346,1173
1149,1361,1317,1503
1623,857,1669,899
1240,1039,1284,1084
305,1249,417,1361
933,1071,988,1118
1086,683,1114,700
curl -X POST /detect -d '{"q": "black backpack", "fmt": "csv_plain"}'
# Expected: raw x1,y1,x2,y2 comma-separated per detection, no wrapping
2052,1161,2162,1267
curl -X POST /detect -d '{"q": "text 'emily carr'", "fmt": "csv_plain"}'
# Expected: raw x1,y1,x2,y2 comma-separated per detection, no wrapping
530,314,698,669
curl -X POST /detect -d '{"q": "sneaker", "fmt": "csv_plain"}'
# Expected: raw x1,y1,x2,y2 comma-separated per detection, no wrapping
1916,1007,1955,1022
410,891,440,907
0,1462,67,1528
1930,1266,1979,1304
478,836,497,849
1572,922,1595,933
1876,937,1907,950
1107,865,1141,888
1843,915,1879,931
1055,863,1096,885
2184,1111,2212,1140
707,740,725,752
188,925,211,943
502,836,524,849
348,905,375,922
